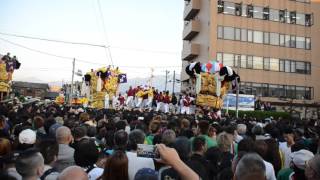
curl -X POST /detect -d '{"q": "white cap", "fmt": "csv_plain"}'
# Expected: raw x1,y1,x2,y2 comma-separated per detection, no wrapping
19,129,36,144
291,150,314,170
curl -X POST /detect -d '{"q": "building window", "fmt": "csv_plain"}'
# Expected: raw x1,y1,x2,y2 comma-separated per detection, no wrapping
270,58,279,71
253,56,263,69
217,53,223,62
234,54,241,67
305,14,312,26
296,36,305,49
218,26,223,39
306,37,311,50
241,55,247,68
290,35,296,48
291,61,296,73
223,53,234,67
235,3,242,16
223,27,234,40
280,34,285,47
253,6,263,19
296,61,306,74
279,59,285,72
224,2,235,15
285,60,291,72
218,0,224,13
235,28,241,41
290,11,296,24
263,7,269,20
248,30,253,42
269,84,279,97
270,33,279,45
306,62,311,74
285,35,290,47
269,9,279,21
296,13,306,25
286,11,291,23
241,29,247,41
264,32,269,44
263,57,270,70
253,31,263,43
286,86,296,99
252,83,263,97
296,86,306,99
242,4,247,17
247,5,253,18
279,10,286,23
247,55,253,69
305,87,312,100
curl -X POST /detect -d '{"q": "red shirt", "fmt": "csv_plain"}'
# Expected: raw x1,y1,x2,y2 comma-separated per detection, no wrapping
127,88,134,96
157,94,164,102
118,96,125,105
163,95,170,104
183,97,191,107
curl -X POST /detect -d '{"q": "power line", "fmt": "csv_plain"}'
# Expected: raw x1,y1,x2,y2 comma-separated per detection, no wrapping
0,32,107,48
0,31,180,55
96,0,114,66
0,37,182,69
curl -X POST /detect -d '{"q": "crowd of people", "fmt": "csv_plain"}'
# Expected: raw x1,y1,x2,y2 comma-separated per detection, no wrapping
106,86,195,115
0,99,320,180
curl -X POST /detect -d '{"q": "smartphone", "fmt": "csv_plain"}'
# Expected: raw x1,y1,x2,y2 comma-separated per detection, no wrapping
137,144,159,159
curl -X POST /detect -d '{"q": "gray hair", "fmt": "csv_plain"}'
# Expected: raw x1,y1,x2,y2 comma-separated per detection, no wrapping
237,124,247,135
162,129,176,146
56,126,72,143
129,129,146,146
235,153,266,180
16,150,44,178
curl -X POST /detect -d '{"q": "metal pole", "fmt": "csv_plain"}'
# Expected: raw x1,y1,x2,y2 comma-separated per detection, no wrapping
165,70,168,91
172,70,176,93
70,58,75,105
236,55,240,118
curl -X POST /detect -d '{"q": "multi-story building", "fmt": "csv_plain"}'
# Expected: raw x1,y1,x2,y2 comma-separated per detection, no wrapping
181,0,320,115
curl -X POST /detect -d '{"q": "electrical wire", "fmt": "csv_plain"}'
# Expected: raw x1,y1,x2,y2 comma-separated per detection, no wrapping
96,0,114,66
0,37,182,69
0,32,107,48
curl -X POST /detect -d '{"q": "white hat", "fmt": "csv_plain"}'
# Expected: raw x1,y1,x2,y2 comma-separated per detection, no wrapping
19,129,36,144
291,150,314,170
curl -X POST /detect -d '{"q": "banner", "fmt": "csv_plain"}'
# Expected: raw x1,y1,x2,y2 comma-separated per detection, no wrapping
118,74,127,83
223,94,255,111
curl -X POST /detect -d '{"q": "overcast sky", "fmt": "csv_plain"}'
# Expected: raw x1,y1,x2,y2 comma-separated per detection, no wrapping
0,0,184,83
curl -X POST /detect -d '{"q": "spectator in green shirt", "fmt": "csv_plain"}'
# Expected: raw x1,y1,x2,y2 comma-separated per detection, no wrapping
190,120,217,149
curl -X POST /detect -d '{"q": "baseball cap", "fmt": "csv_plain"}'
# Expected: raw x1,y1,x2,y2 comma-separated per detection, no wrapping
134,168,158,180
19,129,36,144
291,149,314,170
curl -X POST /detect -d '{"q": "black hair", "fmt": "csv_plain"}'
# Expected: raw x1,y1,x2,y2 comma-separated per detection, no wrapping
74,138,99,168
193,136,206,152
36,139,58,165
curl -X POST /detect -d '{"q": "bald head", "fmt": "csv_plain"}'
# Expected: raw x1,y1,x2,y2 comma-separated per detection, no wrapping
58,166,88,180
56,126,72,144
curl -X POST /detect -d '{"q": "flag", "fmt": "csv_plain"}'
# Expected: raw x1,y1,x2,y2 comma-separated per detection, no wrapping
118,74,127,83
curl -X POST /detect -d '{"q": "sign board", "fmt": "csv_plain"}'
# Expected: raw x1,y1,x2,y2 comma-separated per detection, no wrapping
223,94,255,111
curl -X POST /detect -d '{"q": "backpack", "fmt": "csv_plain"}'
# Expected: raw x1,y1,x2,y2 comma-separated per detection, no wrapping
40,168,58,180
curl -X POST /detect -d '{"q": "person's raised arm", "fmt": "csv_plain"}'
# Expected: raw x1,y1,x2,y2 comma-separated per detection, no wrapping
156,144,199,180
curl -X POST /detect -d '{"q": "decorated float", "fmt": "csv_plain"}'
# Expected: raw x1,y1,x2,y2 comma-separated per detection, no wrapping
185,60,240,110
81,66,127,109
0,54,21,101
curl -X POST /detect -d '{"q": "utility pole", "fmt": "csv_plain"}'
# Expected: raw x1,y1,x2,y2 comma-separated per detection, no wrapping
70,58,75,105
235,55,240,118
172,70,176,94
165,70,169,91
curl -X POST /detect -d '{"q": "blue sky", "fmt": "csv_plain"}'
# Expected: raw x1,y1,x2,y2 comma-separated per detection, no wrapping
0,0,184,83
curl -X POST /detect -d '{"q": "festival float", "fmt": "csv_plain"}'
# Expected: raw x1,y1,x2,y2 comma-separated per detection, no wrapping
81,66,127,109
0,54,21,101
185,60,240,110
